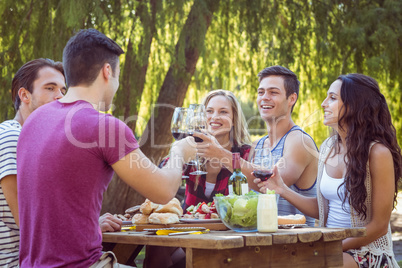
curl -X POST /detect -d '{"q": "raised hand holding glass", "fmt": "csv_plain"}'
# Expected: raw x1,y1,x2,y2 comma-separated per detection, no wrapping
251,148,273,181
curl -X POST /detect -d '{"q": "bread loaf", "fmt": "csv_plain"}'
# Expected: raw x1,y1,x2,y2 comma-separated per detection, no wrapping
148,213,180,224
277,214,306,225
154,198,183,216
140,199,159,215
132,213,149,224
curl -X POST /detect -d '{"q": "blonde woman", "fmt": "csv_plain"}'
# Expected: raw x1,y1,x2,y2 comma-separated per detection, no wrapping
160,89,251,210
148,90,251,268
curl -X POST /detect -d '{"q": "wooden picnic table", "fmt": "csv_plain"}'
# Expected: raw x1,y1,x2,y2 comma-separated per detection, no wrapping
102,226,365,268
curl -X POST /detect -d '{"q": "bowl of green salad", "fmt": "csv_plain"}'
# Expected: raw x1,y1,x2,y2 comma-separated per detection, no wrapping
214,191,258,232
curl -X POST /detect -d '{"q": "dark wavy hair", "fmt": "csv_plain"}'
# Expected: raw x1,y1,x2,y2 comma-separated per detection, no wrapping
336,73,402,220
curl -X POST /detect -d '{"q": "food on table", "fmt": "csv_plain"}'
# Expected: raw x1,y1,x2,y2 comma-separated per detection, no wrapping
140,199,160,215
133,213,149,224
114,214,129,221
217,191,258,227
125,205,140,215
277,214,306,225
119,205,141,221
214,192,258,231
131,198,183,225
154,198,183,215
183,201,219,220
148,213,180,224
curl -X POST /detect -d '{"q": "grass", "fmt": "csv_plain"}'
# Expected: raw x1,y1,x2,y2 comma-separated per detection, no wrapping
133,248,145,268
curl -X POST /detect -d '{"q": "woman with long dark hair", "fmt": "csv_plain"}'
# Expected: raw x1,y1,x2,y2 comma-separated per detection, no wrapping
256,73,401,267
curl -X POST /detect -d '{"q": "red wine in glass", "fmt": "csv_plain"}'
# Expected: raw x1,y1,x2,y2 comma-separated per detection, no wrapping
253,170,273,181
188,133,203,143
172,131,189,141
188,126,205,143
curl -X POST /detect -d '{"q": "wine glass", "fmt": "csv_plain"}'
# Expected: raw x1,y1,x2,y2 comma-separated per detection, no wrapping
251,148,273,181
189,103,206,114
188,104,208,175
171,107,188,141
171,107,190,179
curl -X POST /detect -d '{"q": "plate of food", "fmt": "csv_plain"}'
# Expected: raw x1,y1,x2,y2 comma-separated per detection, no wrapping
181,201,221,222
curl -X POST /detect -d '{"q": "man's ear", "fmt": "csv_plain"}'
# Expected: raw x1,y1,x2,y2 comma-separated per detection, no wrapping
288,93,297,107
18,87,31,104
102,63,112,81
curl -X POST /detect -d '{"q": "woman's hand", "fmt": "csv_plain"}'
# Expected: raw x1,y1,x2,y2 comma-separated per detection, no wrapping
192,132,231,167
253,165,286,195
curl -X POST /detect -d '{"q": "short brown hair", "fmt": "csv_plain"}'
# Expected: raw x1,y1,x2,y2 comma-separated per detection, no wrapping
62,29,124,87
258,65,300,112
11,58,64,111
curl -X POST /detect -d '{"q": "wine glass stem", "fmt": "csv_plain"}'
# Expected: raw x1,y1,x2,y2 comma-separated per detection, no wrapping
196,154,202,171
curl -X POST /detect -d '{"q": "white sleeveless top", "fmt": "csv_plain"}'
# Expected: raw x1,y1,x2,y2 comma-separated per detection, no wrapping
320,166,351,228
317,137,399,267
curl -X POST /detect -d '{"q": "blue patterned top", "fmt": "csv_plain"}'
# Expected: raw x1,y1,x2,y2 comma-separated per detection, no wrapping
254,125,318,226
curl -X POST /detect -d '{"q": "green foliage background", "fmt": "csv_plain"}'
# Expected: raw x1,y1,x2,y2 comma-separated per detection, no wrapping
1,0,401,148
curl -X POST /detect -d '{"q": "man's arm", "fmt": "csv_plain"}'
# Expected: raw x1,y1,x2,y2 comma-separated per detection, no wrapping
278,131,318,188
1,175,19,226
112,137,196,205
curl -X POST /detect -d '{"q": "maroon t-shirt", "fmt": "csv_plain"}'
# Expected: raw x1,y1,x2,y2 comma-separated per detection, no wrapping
17,100,138,267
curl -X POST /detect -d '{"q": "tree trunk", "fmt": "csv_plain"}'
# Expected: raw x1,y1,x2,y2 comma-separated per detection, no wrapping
101,0,220,214
140,0,220,163
101,0,157,214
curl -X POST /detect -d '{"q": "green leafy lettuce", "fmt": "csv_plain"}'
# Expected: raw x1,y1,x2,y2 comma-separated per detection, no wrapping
216,191,258,228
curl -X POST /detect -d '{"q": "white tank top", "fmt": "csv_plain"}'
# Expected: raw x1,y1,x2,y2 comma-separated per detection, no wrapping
204,182,215,199
320,166,351,228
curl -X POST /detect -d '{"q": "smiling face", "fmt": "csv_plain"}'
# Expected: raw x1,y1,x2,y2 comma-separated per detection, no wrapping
321,79,344,130
257,76,295,122
29,66,66,112
206,95,234,138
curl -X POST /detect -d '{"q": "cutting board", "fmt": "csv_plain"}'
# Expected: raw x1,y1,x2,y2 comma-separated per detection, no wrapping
135,222,228,231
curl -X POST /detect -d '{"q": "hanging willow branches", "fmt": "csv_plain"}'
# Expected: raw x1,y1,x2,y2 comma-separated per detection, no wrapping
0,0,400,212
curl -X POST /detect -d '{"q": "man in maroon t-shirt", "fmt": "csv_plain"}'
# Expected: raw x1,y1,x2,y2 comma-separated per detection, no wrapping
17,29,196,268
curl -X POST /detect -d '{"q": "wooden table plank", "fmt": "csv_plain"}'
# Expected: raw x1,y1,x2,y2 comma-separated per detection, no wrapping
240,232,273,246
314,228,348,241
186,239,344,268
275,228,323,243
271,231,298,244
345,227,366,238
102,227,366,268
103,231,244,249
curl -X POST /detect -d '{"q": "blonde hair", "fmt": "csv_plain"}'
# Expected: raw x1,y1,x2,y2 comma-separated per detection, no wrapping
202,89,251,147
